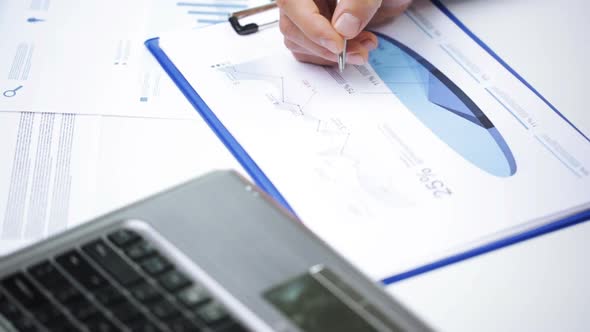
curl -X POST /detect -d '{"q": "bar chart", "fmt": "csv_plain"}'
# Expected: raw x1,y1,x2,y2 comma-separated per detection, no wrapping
177,0,258,26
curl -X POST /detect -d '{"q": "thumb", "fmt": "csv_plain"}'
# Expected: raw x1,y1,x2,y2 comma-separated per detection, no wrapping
332,0,382,39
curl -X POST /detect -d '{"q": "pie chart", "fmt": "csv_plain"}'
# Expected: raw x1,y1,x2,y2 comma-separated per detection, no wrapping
369,32,517,177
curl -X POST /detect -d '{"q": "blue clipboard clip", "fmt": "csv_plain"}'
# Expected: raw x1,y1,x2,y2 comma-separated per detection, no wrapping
228,2,278,35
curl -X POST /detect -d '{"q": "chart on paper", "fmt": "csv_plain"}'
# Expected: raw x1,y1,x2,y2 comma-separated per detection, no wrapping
0,0,273,119
214,55,458,217
0,0,268,256
369,33,517,178
156,0,590,279
179,0,251,26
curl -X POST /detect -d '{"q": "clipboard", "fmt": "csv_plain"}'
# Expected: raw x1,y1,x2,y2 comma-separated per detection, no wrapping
145,0,590,285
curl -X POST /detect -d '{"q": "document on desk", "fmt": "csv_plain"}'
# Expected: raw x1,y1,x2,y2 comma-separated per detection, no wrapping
0,0,254,255
0,0,271,118
0,112,243,256
94,116,244,221
0,112,100,254
155,0,590,280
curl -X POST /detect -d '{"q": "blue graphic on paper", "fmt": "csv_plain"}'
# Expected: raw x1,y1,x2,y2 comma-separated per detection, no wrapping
3,85,23,98
369,33,516,177
27,17,45,23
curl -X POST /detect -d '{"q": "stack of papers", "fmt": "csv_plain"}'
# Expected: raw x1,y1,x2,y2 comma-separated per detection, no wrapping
0,0,270,254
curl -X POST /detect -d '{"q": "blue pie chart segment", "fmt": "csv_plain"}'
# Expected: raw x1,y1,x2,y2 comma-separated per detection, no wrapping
369,33,516,177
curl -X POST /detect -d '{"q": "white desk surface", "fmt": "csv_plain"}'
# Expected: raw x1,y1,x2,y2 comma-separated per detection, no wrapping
388,1,590,331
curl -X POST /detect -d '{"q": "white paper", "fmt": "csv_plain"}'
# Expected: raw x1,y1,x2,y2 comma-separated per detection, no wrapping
0,112,100,254
0,0,271,118
94,116,244,218
0,111,242,258
160,0,590,280
0,0,256,255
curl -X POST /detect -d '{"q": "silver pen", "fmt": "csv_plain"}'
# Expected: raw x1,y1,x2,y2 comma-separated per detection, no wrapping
338,39,347,73
336,0,347,73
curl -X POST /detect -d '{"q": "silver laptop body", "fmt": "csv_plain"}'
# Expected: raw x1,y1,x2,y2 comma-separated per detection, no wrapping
0,170,431,332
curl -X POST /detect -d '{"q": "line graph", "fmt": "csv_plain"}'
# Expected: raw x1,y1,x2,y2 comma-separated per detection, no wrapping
216,57,415,213
218,60,318,117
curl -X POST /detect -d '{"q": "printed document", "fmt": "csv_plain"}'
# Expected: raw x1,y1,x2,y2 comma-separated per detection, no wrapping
0,112,100,254
0,0,252,255
0,0,270,118
158,0,590,280
0,112,242,256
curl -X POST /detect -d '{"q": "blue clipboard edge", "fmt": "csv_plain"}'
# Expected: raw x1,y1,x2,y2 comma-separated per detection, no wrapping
144,37,296,217
145,0,590,285
382,209,590,284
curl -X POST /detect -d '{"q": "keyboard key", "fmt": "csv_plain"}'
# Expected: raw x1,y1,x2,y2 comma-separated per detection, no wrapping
195,301,229,326
0,295,23,320
108,230,141,248
52,283,84,304
10,315,40,332
56,250,109,290
158,271,191,292
47,319,80,332
127,320,162,332
83,313,119,332
93,286,125,306
31,304,65,326
140,255,172,276
176,285,210,308
28,261,85,304
110,300,143,323
148,299,181,320
131,282,161,303
168,317,199,332
83,240,142,286
28,261,69,287
125,241,156,261
66,297,100,322
1,273,49,308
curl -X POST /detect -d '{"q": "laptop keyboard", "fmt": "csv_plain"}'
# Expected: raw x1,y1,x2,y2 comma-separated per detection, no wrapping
0,229,248,332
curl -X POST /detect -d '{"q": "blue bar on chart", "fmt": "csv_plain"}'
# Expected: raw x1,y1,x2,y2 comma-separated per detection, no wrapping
195,18,227,24
187,10,231,15
177,2,249,9
177,1,250,25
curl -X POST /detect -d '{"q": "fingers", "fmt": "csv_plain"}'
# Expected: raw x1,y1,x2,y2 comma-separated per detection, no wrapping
315,0,337,20
287,41,373,66
277,0,344,54
291,53,337,66
345,31,378,65
332,0,383,39
369,0,412,26
381,0,413,11
277,0,386,66
281,13,339,63
354,30,378,54
285,30,378,66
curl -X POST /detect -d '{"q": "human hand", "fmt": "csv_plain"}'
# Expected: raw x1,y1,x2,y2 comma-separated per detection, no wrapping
277,0,412,66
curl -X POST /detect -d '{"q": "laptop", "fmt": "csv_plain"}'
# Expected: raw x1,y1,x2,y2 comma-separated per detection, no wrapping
0,170,431,332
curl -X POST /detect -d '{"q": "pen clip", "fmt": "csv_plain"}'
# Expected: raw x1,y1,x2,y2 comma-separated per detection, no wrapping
229,2,278,35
